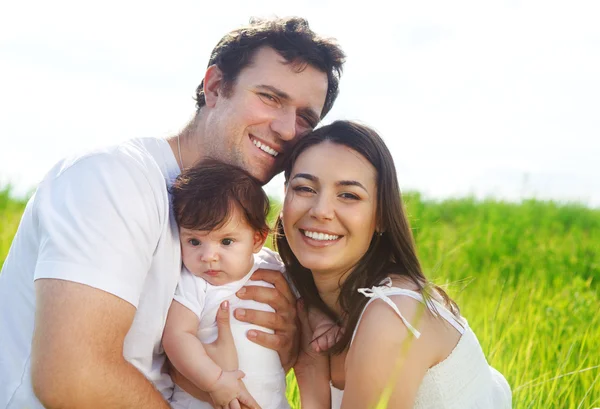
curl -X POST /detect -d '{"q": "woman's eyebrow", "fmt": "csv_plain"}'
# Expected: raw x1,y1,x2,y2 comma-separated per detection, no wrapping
337,180,368,192
291,173,317,182
291,173,368,192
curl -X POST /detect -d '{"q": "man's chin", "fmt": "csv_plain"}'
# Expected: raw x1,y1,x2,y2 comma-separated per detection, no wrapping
253,168,282,185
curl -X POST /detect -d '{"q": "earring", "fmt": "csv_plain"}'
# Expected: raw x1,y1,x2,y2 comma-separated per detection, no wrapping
376,231,383,236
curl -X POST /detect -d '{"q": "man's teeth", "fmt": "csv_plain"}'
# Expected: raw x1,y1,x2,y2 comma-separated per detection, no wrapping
252,139,278,157
303,230,340,241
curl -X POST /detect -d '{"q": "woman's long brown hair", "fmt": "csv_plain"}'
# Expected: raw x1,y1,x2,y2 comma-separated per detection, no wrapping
275,120,459,354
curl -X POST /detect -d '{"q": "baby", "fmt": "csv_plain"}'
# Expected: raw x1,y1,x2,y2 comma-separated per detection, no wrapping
163,160,339,409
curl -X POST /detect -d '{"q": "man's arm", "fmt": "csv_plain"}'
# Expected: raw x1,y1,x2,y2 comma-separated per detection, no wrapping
234,269,299,371
31,279,170,409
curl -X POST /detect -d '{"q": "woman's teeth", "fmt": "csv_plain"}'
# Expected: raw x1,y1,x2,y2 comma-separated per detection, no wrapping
303,230,340,241
252,139,278,157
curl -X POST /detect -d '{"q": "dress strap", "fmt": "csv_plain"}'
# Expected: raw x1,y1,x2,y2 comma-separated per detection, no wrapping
356,280,422,339
351,278,465,345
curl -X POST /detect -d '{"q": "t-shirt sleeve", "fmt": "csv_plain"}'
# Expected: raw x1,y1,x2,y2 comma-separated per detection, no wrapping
256,247,300,298
173,268,206,320
33,152,164,308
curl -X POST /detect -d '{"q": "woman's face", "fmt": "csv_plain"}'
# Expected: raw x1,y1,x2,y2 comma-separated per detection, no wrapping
282,141,378,280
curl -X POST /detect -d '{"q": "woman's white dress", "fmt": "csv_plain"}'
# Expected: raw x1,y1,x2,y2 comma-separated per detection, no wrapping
330,279,511,409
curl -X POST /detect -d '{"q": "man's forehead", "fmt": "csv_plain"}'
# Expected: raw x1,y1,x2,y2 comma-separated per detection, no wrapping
240,47,328,112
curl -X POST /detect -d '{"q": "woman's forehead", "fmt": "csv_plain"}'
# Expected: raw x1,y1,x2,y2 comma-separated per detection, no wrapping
292,142,377,184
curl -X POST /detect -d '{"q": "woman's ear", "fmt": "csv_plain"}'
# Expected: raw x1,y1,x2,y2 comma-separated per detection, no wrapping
253,230,269,253
203,65,224,108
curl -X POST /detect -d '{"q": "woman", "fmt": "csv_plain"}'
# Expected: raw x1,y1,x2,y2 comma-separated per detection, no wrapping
275,121,511,409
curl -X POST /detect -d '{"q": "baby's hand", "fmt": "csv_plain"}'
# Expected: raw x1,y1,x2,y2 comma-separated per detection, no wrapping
207,370,252,409
308,308,344,353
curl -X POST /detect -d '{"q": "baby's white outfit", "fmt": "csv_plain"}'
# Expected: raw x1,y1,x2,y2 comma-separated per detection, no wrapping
169,248,290,409
331,278,512,409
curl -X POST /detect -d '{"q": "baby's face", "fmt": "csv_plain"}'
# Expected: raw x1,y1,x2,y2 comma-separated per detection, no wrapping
180,209,263,286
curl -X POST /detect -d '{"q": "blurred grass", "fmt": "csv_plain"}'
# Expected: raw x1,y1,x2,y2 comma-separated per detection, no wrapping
2,189,599,407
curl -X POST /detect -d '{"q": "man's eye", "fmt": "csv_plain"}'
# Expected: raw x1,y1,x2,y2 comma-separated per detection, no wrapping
221,238,234,246
258,93,279,106
189,238,200,246
297,115,315,130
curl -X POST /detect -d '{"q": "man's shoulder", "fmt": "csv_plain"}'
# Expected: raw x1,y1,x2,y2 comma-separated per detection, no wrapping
44,138,170,188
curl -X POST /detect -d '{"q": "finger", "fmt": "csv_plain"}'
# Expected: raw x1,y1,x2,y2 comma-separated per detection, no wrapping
247,269,296,305
237,388,262,409
236,286,289,313
234,309,287,331
246,329,286,351
318,335,329,352
230,398,242,409
215,301,234,343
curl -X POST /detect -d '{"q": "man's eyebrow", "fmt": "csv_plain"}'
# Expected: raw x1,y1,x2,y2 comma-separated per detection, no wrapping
257,85,290,100
256,85,320,126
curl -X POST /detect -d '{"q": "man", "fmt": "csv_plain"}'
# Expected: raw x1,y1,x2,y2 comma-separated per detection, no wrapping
0,17,345,408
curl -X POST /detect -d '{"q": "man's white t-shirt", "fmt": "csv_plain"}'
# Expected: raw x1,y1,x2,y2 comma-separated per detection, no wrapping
0,138,182,408
170,247,290,409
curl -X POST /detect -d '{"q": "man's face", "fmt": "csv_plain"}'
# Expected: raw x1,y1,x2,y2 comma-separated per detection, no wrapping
202,47,329,184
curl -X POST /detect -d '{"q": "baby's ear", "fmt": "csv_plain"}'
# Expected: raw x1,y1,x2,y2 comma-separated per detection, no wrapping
252,230,268,253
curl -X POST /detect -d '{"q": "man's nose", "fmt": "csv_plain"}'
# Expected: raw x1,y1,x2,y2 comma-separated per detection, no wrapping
270,107,297,142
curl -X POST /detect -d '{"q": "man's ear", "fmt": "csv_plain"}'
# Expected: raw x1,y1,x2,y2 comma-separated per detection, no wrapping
253,230,269,253
203,65,224,108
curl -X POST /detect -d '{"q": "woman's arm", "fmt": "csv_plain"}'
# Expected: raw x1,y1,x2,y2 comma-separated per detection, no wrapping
293,300,331,409
341,298,431,409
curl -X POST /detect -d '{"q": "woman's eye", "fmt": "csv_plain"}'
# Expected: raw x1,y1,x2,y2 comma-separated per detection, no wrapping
189,238,200,246
221,238,234,246
293,186,316,194
340,192,360,200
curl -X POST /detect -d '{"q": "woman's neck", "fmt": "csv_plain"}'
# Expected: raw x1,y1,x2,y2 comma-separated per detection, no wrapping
312,269,350,317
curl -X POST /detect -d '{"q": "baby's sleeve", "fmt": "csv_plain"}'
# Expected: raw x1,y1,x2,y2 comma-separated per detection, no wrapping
256,247,300,298
173,268,206,320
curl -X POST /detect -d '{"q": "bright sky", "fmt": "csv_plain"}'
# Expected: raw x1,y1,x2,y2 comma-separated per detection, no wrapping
1,0,599,206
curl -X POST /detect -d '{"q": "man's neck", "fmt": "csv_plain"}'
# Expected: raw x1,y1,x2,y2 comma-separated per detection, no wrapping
167,114,205,170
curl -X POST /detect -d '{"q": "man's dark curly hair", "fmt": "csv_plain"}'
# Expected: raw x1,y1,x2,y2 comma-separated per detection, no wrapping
195,16,345,119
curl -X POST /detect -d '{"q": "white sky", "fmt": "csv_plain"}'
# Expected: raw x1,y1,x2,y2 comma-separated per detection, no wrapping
1,0,599,206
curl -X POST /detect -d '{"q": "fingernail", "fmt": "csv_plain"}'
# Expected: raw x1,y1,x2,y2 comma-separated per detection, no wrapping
221,301,229,310
237,287,246,295
248,330,257,339
236,308,246,317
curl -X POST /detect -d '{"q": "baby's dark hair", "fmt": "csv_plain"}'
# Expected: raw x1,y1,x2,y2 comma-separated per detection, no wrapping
170,159,270,238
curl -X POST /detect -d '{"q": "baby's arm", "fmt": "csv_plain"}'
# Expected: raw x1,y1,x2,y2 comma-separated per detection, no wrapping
162,300,245,407
307,307,344,353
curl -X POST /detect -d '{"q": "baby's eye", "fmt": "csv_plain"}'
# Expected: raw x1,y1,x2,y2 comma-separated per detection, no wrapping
188,238,200,246
221,238,234,246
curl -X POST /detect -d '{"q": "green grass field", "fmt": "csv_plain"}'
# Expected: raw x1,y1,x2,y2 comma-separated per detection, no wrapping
2,187,599,408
